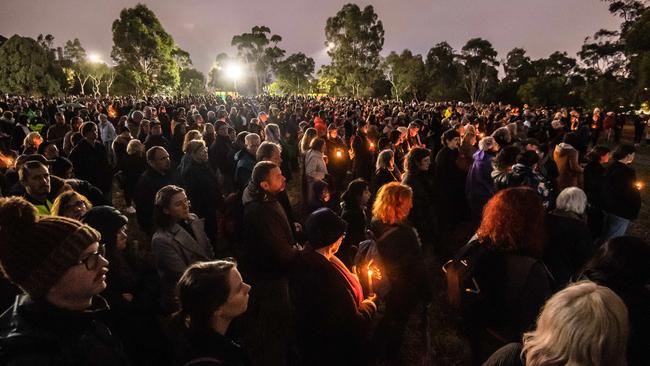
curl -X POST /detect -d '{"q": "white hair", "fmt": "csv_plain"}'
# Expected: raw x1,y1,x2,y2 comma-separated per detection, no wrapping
555,187,587,215
523,281,628,366
375,149,394,171
478,136,496,152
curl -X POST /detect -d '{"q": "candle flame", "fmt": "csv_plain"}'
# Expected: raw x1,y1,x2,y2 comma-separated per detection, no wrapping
336,150,342,157
635,181,643,190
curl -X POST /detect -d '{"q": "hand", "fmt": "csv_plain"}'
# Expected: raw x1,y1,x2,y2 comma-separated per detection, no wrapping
366,293,377,303
122,293,134,302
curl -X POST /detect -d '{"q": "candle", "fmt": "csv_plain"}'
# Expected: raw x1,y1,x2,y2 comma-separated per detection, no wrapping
366,259,375,295
336,150,342,158
635,181,643,190
369,142,375,150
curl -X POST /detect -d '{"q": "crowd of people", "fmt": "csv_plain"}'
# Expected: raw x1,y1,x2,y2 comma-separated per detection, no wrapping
0,93,648,366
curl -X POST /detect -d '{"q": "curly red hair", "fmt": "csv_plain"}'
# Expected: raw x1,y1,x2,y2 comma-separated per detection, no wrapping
477,187,545,258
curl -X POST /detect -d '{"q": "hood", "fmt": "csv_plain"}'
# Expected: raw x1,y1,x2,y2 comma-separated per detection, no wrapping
472,149,494,162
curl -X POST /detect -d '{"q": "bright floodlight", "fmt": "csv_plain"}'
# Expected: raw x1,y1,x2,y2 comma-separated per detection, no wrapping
87,53,102,63
225,62,243,80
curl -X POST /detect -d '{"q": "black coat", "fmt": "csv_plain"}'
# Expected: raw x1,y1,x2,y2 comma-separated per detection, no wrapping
174,328,248,366
602,161,641,220
69,139,113,194
544,210,594,289
209,135,235,178
402,170,438,246
241,185,296,282
289,250,373,365
339,202,368,266
372,168,398,195
0,295,128,366
135,168,175,234
181,159,222,222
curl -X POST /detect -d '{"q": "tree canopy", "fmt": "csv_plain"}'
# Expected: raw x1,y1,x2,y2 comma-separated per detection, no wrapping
0,35,63,96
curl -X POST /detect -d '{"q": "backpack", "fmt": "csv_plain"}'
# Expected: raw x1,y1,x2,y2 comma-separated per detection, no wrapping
442,237,489,317
353,226,399,297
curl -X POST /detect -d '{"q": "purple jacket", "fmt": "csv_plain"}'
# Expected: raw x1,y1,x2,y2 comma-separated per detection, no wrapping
466,149,495,201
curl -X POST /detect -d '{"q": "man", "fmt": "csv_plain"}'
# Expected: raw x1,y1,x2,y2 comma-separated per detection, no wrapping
144,121,169,151
209,121,235,183
240,161,297,366
134,146,174,234
69,122,113,200
0,197,127,365
234,133,260,191
98,113,116,164
19,160,56,215
46,112,71,149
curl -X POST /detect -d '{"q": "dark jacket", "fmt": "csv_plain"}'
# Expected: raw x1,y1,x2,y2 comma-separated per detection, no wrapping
241,184,296,282
180,159,222,223
233,149,256,192
339,202,368,267
544,210,594,289
144,134,169,152
602,161,642,220
372,168,399,195
209,135,235,178
134,168,175,234
289,250,374,365
175,328,248,366
402,170,437,246
0,295,128,366
583,161,606,207
69,139,113,194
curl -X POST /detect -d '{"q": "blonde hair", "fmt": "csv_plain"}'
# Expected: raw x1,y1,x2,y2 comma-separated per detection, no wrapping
51,190,92,217
522,280,628,366
126,139,145,155
372,182,412,225
23,132,42,148
184,139,206,155
300,127,318,155
182,130,203,153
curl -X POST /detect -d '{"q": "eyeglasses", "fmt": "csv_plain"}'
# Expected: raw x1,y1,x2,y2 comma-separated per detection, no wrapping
77,244,106,271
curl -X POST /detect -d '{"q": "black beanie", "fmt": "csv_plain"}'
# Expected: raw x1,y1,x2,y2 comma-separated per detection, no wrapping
82,206,128,249
305,208,347,250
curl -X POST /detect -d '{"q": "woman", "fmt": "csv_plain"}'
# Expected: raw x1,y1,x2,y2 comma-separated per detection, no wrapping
401,147,438,253
172,260,250,366
466,136,498,220
553,132,584,191
601,144,641,240
290,208,377,365
492,145,521,191
339,179,371,267
51,190,92,220
22,132,43,155
544,187,594,290
299,127,318,156
203,123,216,149
37,141,59,160
123,139,147,214
303,137,328,208
435,129,467,231
580,236,650,366
176,129,203,183
483,281,628,366
583,145,611,237
457,130,478,172
151,185,216,314
306,179,331,215
180,140,222,244
370,182,432,363
460,187,552,362
82,206,167,365
372,149,399,195
168,123,188,167
112,126,132,171
137,119,150,142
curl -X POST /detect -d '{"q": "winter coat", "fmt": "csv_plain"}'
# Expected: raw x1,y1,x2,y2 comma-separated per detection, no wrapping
289,250,375,365
466,150,496,216
152,215,215,314
602,161,642,220
0,295,128,366
180,159,222,224
174,328,249,366
402,170,437,246
233,149,256,192
134,168,175,234
209,135,235,178
372,168,399,195
544,210,594,289
304,149,328,182
339,202,368,267
69,139,113,195
241,184,296,282
553,143,583,191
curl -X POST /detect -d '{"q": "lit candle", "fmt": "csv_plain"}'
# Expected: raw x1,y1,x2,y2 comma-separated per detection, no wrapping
336,150,342,158
369,142,375,150
367,259,374,295
635,181,643,190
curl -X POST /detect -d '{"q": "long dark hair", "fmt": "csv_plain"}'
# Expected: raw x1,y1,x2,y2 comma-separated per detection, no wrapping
341,178,369,208
581,236,650,292
174,260,236,333
153,185,186,230
404,147,430,173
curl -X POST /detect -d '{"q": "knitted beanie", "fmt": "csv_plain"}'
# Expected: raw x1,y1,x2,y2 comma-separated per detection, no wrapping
305,208,347,250
0,197,100,298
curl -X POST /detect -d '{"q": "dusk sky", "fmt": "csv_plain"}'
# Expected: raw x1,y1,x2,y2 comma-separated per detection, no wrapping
0,0,622,75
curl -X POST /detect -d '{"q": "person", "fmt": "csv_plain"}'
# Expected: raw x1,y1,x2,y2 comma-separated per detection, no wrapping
435,129,467,231
462,187,552,362
506,151,552,207
21,132,42,155
580,236,650,366
180,139,222,245
151,185,215,315
17,158,67,215
351,123,374,183
553,132,584,191
98,113,116,164
209,121,235,187
240,161,296,366
466,136,498,220
134,146,174,234
306,178,331,214
483,281,629,366
325,124,349,194
123,139,147,214
171,260,251,366
491,145,521,191
372,149,399,195
0,197,128,365
47,112,71,149
68,122,113,200
339,179,371,267
62,116,83,156
51,190,92,220
112,126,132,172
369,182,432,363
601,144,641,240
234,133,260,191
401,147,438,253
144,121,169,151
289,208,377,365
583,145,610,238
544,187,594,290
